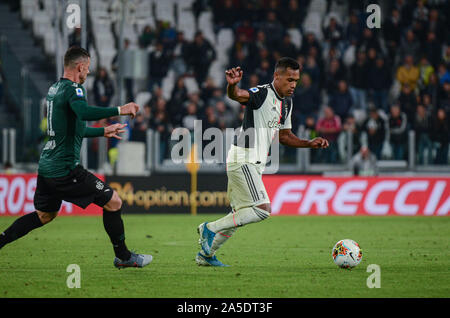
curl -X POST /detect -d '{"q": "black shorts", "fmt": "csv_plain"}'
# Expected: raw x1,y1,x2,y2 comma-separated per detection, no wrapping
34,165,114,212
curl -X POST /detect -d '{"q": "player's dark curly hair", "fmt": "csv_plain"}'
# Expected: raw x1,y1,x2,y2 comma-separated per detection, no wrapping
275,57,303,73
64,46,90,67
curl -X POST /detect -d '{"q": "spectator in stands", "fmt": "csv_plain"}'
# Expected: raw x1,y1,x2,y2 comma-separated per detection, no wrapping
277,33,298,60
422,72,440,108
367,56,392,113
130,112,148,143
229,33,251,66
202,106,219,132
148,41,172,92
427,8,447,44
421,32,442,68
388,104,408,160
249,31,268,66
431,108,449,164
329,80,353,121
139,25,155,48
235,19,255,42
300,32,322,59
261,11,285,48
442,46,450,68
292,73,321,126
398,30,421,64
182,102,199,133
414,104,433,164
185,31,216,87
413,0,429,22
282,0,305,29
356,28,382,54
229,49,251,86
150,106,172,162
143,104,152,124
212,0,236,34
303,55,321,91
192,0,208,30
324,58,346,95
398,83,418,125
304,115,319,163
255,59,272,85
396,55,420,91
214,100,235,130
437,63,450,85
350,146,378,176
339,114,361,160
349,50,369,110
168,76,188,126
315,106,342,163
323,16,343,52
417,56,435,91
383,8,403,63
438,82,450,115
345,11,363,48
362,106,387,159
421,93,435,116
68,27,92,51
168,31,189,78
93,67,115,107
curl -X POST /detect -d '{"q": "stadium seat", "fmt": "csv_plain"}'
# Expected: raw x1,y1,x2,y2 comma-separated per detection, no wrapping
287,28,303,49
198,11,216,44
32,10,52,40
21,0,37,22
135,91,152,108
302,12,323,41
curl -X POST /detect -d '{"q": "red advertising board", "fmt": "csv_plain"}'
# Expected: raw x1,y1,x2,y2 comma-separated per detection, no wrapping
0,174,103,216
263,176,450,216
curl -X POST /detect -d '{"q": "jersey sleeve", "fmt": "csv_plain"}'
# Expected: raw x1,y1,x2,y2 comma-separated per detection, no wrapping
67,86,119,121
83,127,105,138
242,86,268,110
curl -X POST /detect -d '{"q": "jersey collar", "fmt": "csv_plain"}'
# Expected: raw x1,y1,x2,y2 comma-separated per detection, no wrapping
270,82,284,101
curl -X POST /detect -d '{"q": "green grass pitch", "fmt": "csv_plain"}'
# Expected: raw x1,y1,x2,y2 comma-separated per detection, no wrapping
0,215,448,298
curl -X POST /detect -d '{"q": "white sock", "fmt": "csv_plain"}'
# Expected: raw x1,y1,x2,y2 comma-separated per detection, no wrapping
207,207,269,233
209,227,236,256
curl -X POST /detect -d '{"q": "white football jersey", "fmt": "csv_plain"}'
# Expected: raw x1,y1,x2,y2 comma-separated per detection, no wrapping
227,82,293,168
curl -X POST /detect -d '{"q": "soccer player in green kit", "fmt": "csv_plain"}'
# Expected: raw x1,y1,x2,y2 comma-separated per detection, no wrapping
0,46,152,269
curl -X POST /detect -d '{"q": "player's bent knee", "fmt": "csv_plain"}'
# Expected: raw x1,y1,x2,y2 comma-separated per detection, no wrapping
104,191,122,212
36,210,58,225
256,203,271,214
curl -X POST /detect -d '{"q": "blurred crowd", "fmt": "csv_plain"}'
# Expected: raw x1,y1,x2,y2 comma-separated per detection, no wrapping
87,0,450,166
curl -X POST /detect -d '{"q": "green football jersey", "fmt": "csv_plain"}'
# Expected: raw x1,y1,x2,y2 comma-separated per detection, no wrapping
38,78,118,178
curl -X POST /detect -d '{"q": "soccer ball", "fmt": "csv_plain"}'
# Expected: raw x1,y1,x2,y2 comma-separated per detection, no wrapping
332,239,362,269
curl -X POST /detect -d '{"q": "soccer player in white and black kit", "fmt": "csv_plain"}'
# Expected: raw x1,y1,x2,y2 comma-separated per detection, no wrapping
196,57,329,266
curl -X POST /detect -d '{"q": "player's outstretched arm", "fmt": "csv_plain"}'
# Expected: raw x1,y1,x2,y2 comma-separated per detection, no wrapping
83,123,127,139
225,66,250,104
70,97,140,121
279,129,329,148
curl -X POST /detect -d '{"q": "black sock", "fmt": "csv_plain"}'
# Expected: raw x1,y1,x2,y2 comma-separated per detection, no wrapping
0,212,43,249
102,208,131,261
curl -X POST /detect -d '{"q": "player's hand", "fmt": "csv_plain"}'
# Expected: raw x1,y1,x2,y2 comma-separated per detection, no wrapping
308,137,329,149
104,123,127,140
119,102,139,119
225,66,243,85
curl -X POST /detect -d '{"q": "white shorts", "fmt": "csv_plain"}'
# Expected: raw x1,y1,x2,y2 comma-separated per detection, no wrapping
226,162,270,211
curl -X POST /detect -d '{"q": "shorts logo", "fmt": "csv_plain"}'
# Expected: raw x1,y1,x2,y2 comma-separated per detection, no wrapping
96,180,104,190
75,88,84,97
